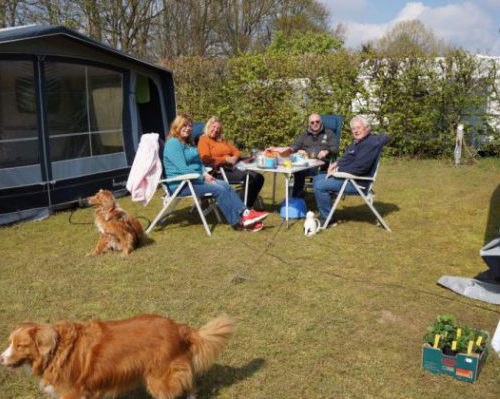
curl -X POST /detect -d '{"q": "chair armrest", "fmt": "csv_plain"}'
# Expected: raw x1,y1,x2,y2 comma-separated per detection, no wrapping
160,173,201,184
333,172,374,181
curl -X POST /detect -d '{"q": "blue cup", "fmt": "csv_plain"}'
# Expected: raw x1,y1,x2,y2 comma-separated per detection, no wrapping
264,157,277,168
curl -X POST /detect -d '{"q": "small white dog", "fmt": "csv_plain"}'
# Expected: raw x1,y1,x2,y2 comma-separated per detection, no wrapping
304,211,321,236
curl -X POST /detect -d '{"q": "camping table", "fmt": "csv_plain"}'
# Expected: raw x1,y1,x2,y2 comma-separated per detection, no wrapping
239,159,324,227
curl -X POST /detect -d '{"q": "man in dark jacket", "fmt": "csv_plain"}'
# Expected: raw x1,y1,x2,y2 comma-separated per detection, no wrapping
290,113,338,197
312,115,389,222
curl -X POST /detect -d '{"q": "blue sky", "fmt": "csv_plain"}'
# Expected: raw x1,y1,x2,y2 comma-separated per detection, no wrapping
320,0,500,55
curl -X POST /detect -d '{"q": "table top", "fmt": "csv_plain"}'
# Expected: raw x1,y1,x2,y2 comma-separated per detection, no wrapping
238,159,324,174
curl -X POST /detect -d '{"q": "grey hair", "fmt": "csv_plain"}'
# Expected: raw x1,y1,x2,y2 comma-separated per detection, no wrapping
350,115,371,129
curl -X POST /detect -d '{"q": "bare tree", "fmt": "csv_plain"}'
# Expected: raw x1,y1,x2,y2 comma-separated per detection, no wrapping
272,0,329,36
155,0,218,58
214,0,277,55
0,0,23,27
0,0,335,59
375,19,451,56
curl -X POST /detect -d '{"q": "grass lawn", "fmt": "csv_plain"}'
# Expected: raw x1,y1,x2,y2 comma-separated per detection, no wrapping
0,158,499,399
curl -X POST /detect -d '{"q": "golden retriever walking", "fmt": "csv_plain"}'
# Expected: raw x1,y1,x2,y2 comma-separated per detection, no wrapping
0,314,235,399
88,189,144,256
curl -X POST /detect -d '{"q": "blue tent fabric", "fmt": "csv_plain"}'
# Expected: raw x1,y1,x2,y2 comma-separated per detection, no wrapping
0,25,172,73
481,236,500,278
0,25,176,225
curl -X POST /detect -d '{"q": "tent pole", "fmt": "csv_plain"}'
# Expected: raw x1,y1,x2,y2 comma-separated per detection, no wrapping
36,56,53,210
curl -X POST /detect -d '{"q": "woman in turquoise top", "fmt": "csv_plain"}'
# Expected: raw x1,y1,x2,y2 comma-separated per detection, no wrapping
163,113,269,231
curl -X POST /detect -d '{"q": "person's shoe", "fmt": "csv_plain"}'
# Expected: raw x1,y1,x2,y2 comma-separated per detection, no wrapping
243,221,264,232
241,209,269,226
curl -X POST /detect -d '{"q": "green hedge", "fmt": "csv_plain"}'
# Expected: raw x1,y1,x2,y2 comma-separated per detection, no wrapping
162,51,499,157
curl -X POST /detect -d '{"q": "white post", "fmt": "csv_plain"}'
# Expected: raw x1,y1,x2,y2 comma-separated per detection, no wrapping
492,318,500,356
454,124,464,167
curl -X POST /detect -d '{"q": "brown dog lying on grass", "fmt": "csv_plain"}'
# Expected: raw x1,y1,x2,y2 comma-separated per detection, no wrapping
88,189,144,256
0,314,235,399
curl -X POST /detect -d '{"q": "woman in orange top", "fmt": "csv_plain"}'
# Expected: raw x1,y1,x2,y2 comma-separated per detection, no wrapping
197,116,264,207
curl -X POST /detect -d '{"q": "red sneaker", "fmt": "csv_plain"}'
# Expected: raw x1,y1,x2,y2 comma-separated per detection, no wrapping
244,222,264,232
241,209,269,226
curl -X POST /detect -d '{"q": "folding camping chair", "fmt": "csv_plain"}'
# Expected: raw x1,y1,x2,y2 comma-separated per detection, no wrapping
192,121,205,145
321,150,391,232
145,136,222,237
321,114,343,147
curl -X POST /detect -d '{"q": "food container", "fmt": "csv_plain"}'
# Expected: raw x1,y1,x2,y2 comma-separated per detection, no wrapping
264,157,277,168
256,154,266,168
292,153,309,166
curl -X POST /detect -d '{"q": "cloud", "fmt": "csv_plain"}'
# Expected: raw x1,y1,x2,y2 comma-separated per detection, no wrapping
484,0,500,8
345,22,388,47
340,2,500,55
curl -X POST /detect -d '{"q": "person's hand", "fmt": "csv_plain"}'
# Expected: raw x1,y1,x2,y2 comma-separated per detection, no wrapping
326,162,338,178
204,172,215,183
297,149,308,158
226,155,238,165
318,150,329,159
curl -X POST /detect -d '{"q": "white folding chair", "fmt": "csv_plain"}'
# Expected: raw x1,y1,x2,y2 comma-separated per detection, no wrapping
146,174,222,236
322,153,391,232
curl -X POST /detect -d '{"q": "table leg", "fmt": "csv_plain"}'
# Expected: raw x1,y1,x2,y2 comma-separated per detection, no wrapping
285,174,289,228
272,173,276,207
244,172,250,206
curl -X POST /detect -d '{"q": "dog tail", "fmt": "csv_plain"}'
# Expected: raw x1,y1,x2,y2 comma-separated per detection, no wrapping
184,315,235,374
125,215,144,242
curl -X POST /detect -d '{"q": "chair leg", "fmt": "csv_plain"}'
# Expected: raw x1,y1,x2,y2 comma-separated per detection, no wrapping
322,180,348,229
146,203,170,234
202,200,222,223
146,183,186,234
187,181,212,237
158,198,180,223
352,182,391,232
212,203,223,222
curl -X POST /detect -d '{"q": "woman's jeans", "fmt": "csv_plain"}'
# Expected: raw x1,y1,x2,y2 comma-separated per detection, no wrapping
179,180,246,225
217,169,264,207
